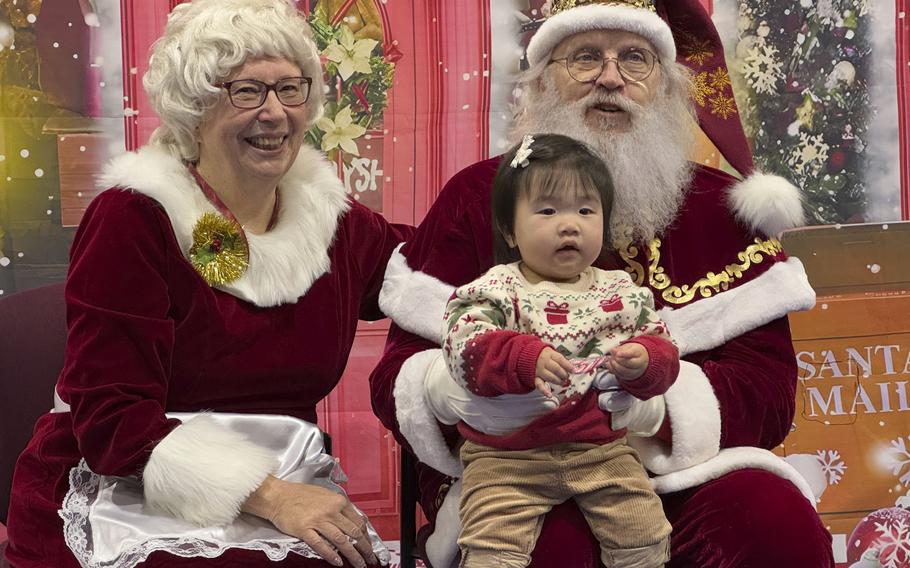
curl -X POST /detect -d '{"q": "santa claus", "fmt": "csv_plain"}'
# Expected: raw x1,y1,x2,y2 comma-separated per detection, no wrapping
371,0,833,566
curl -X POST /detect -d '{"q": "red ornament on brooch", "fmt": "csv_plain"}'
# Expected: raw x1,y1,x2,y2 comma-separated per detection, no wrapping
600,294,623,313
544,300,570,325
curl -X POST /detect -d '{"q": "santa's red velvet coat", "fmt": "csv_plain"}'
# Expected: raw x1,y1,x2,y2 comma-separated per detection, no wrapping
370,157,835,567
5,144,411,568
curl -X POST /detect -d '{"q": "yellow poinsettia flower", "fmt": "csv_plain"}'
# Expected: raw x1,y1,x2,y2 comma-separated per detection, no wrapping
316,105,367,156
323,26,378,81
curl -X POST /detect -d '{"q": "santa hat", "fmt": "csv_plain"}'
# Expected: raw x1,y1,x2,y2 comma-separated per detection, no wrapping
527,1,676,65
528,0,755,177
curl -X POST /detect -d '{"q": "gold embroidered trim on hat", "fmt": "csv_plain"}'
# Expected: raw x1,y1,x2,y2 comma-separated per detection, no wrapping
709,93,738,120
681,37,714,67
691,68,738,120
619,237,784,305
678,34,740,121
549,0,656,16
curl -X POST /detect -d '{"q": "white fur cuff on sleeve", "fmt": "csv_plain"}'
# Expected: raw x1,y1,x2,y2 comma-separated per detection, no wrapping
379,245,455,344
143,415,277,527
629,361,721,475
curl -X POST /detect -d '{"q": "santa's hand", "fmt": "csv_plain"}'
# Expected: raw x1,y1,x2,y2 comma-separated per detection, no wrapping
424,352,558,436
594,369,666,437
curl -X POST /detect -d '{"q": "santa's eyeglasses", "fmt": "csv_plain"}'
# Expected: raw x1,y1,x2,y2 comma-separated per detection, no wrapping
550,47,659,83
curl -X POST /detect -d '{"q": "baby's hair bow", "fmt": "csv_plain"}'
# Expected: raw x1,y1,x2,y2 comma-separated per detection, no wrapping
510,134,535,168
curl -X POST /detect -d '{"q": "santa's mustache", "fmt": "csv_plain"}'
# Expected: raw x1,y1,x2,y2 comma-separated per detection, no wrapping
582,91,644,118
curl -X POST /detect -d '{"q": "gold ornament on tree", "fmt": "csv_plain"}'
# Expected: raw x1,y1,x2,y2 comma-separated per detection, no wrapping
1,0,42,29
188,213,249,286
546,0,656,16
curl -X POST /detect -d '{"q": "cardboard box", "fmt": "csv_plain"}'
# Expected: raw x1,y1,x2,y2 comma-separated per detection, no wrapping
781,222,910,567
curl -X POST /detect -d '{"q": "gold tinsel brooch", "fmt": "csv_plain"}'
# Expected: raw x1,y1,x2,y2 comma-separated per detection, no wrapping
189,212,249,286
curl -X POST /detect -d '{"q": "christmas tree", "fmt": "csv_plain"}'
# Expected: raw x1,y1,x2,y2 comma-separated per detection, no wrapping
732,0,871,225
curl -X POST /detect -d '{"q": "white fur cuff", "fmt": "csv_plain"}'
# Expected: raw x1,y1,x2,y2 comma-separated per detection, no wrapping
629,361,721,474
379,246,455,343
393,349,463,477
143,415,277,526
729,172,805,237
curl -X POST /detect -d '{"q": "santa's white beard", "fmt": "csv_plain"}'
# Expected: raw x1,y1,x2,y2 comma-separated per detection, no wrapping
512,81,695,246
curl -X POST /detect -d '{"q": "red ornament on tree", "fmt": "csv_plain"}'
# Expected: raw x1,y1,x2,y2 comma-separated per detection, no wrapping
827,149,847,173
847,506,910,567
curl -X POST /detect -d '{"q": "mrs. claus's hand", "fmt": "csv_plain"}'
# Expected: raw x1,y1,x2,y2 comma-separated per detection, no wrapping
242,476,377,568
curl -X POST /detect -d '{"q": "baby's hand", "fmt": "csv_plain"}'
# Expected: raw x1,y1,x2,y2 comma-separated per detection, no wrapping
605,343,649,381
535,348,572,400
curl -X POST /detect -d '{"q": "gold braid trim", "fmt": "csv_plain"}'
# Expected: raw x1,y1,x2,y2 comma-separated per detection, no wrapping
619,239,647,286
618,237,784,305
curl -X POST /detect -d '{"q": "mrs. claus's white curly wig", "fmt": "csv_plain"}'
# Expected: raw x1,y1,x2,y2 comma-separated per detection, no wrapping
143,0,325,162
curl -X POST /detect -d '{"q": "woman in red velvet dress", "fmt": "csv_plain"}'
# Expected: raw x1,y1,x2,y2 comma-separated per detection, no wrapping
4,0,409,566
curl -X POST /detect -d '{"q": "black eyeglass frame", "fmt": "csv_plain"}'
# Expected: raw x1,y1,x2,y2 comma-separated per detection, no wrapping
214,76,313,109
549,47,661,84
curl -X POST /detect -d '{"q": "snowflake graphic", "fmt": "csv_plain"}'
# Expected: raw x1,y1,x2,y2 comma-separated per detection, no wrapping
787,132,829,176
875,517,910,568
815,449,846,485
884,436,910,487
742,43,783,95
710,95,738,120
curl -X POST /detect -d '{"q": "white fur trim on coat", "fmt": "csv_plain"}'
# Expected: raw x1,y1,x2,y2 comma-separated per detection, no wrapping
650,446,817,507
527,4,676,65
379,246,455,343
629,361,721,475
660,257,815,357
728,172,806,237
393,349,464,477
142,415,277,526
100,144,350,307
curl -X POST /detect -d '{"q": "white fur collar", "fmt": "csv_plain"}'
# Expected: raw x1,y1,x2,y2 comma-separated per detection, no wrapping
101,144,351,307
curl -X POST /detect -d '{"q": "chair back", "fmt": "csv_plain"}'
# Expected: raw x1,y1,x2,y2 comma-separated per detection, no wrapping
0,283,67,524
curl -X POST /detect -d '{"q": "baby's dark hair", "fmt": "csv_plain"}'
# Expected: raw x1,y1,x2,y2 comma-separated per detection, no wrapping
492,133,615,264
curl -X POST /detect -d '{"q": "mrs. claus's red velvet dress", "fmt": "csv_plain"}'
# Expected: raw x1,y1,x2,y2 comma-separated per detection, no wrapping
5,144,411,567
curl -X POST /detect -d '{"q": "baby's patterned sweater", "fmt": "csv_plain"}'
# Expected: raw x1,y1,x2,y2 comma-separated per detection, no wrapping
443,262,679,449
